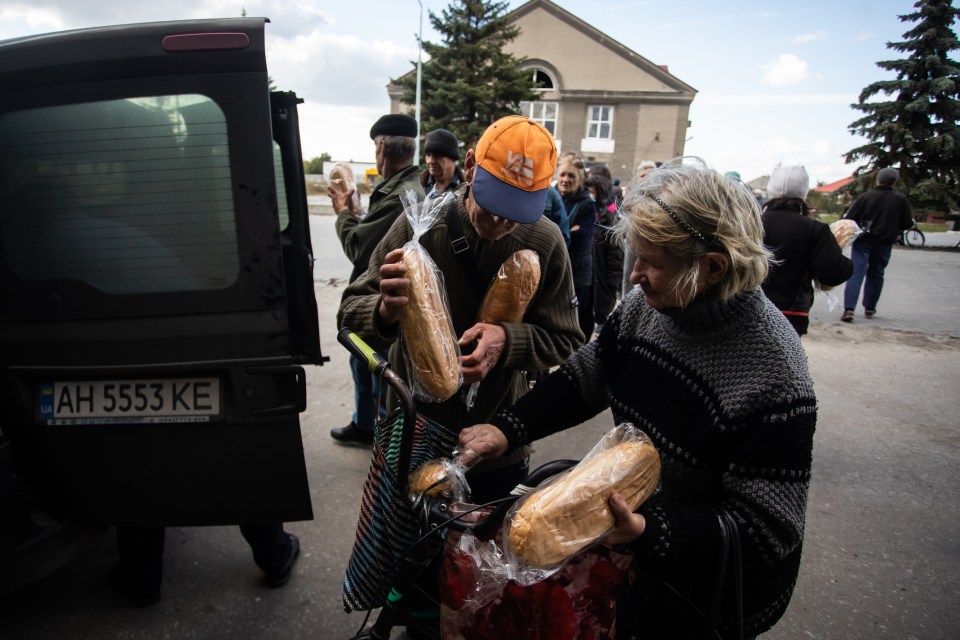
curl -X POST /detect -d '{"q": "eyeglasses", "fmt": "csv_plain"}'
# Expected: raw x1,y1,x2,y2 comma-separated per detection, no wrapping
644,191,723,250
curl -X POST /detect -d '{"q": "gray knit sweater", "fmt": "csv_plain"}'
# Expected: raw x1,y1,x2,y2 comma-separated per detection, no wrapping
493,287,815,638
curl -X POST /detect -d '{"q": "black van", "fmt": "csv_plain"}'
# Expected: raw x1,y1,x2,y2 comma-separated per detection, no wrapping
0,17,325,592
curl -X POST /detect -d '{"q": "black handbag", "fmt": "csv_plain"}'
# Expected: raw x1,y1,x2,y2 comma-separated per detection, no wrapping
656,508,744,640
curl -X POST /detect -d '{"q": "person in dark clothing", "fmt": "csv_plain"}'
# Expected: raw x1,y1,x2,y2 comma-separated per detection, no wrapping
419,127,464,199
557,153,596,340
542,184,570,246
331,114,424,446
115,523,299,606
459,162,813,640
760,165,853,335
585,173,624,334
841,167,914,322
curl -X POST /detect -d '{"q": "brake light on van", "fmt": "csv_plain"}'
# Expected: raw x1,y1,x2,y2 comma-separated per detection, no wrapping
162,33,250,52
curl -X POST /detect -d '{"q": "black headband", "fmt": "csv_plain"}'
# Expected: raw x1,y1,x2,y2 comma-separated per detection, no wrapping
646,192,723,250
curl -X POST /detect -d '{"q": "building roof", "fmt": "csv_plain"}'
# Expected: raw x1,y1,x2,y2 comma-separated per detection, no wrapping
510,0,697,96
388,0,696,98
815,176,854,193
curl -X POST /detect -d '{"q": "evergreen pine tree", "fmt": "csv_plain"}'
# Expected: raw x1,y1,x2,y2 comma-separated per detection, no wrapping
844,0,960,213
397,0,539,155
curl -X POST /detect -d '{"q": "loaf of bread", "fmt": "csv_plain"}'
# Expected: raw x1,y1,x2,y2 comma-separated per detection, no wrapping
477,250,541,324
831,219,859,249
329,162,361,214
399,247,461,401
507,438,660,568
407,458,469,502
408,461,451,496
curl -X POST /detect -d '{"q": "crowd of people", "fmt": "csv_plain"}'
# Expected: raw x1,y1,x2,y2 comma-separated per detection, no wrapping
114,106,914,640
320,112,917,639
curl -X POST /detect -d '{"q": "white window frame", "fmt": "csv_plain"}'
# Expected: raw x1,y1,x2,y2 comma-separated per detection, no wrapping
586,105,614,139
520,101,558,137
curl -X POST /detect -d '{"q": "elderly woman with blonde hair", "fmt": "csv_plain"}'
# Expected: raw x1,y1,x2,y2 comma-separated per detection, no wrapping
459,160,815,640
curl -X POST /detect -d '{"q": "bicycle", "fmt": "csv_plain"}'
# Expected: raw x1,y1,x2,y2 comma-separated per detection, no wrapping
898,218,925,247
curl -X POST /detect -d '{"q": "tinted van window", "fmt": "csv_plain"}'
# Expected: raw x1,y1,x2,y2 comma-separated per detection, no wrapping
0,94,239,295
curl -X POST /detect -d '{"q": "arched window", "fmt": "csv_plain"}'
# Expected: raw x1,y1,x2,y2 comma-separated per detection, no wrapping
530,68,554,90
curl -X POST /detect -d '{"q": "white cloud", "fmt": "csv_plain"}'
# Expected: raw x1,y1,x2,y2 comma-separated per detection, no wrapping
762,54,810,86
811,139,832,156
0,5,65,38
267,31,417,108
793,30,826,44
855,33,875,41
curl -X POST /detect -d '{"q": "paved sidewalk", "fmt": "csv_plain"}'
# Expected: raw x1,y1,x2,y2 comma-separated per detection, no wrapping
810,243,960,338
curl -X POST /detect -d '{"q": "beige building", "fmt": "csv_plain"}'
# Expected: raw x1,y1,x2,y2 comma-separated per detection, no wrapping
387,0,696,181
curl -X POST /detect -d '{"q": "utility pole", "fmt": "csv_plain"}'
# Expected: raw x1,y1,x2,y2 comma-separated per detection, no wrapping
415,0,423,163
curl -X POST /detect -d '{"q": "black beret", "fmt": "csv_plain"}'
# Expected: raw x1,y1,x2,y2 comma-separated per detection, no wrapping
369,114,418,140
424,128,460,160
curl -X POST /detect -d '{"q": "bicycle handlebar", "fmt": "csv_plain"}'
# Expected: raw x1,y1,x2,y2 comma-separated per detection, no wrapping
337,327,417,500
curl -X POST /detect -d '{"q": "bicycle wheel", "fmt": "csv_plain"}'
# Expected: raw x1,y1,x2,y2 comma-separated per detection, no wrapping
905,228,925,247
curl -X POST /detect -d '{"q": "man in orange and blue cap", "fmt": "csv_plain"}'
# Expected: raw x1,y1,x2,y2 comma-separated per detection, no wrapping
338,115,583,502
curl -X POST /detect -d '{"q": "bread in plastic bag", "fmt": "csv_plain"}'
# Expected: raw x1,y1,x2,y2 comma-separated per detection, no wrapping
504,423,660,574
465,249,542,409
397,190,462,402
328,162,363,216
830,219,862,250
477,249,541,324
407,457,471,503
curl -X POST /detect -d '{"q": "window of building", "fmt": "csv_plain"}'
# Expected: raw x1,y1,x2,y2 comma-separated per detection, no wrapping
529,68,554,90
587,105,614,139
520,101,558,136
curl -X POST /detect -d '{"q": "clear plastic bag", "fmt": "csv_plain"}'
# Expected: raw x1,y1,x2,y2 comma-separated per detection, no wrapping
407,456,471,504
397,190,462,402
328,161,363,217
502,424,660,581
817,219,863,307
830,219,862,251
465,249,542,410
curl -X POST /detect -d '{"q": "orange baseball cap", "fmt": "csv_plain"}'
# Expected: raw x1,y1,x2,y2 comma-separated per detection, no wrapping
472,116,558,224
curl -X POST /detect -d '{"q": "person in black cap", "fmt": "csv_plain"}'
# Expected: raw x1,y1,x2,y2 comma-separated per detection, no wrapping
330,113,424,446
840,167,914,322
419,127,463,199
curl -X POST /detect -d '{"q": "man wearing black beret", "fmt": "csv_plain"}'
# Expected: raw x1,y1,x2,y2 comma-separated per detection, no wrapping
330,113,424,446
419,127,463,199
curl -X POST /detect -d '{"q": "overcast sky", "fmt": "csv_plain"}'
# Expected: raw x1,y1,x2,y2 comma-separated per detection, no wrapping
0,0,940,184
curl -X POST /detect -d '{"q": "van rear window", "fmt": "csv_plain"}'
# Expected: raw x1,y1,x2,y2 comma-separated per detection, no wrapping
0,95,240,294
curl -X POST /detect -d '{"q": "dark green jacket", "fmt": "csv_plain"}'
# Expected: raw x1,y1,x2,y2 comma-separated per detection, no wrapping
335,164,424,283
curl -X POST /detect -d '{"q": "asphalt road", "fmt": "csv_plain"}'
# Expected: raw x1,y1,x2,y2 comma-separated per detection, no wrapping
1,215,957,640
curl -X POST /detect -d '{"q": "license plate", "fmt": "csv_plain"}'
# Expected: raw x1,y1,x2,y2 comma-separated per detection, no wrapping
37,377,221,425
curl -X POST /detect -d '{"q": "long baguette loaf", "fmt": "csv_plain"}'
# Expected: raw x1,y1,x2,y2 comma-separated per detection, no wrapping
508,439,660,568
477,250,541,324
399,247,460,400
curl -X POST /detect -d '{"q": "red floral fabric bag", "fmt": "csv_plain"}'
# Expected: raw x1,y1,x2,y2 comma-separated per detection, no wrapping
439,528,633,640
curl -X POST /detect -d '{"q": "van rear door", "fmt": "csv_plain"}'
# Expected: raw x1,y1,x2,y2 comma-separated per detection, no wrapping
0,18,323,526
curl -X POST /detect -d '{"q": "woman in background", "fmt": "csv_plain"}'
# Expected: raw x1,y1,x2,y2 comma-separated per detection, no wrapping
760,164,852,335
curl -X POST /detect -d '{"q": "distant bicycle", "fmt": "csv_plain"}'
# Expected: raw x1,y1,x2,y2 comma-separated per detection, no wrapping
898,218,925,247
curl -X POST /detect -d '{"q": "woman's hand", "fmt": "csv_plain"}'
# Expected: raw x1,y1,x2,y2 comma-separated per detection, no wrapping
604,492,646,544
377,249,408,328
457,424,508,468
